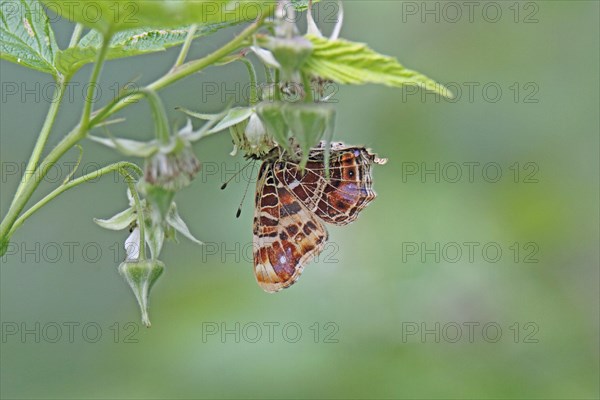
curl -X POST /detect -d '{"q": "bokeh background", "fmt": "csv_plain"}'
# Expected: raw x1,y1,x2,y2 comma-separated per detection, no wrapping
1,1,598,398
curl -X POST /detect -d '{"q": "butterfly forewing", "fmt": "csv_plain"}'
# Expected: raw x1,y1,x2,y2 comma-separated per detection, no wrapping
274,146,381,225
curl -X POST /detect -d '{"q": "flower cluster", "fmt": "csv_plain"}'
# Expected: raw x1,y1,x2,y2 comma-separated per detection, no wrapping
90,96,223,326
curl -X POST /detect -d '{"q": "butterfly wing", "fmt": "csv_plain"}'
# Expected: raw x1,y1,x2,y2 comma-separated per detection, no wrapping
253,161,328,293
275,146,385,226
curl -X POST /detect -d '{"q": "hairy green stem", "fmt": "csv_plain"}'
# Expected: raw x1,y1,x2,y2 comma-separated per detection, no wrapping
274,69,281,101
240,57,259,105
12,77,67,202
264,65,274,85
173,24,198,69
8,162,142,237
79,34,112,133
302,72,314,103
138,89,170,145
91,17,265,121
68,23,84,48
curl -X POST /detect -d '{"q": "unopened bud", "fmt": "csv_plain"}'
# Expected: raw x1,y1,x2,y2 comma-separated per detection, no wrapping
264,36,313,81
144,142,200,192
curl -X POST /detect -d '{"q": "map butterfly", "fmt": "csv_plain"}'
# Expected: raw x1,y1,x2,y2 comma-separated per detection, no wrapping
253,142,386,292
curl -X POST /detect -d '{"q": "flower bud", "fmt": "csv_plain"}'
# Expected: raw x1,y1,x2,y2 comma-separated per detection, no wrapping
143,140,200,192
281,103,336,168
118,259,165,327
264,36,313,81
244,112,274,154
256,102,292,152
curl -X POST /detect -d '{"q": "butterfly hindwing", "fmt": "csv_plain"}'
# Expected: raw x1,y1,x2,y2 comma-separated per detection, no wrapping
253,162,328,293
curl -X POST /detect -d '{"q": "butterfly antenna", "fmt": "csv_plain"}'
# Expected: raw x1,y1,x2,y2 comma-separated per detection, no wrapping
220,160,254,190
236,161,257,218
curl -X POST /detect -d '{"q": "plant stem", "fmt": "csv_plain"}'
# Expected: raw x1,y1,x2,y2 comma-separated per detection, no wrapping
79,33,112,134
302,72,314,103
274,69,281,101
8,162,142,237
240,57,259,105
12,77,67,202
138,89,170,145
264,65,274,85
172,24,198,69
91,17,265,123
68,23,84,48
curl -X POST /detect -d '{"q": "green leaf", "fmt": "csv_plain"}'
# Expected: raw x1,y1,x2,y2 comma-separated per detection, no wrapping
0,0,59,76
303,35,453,98
41,0,275,34
55,21,237,76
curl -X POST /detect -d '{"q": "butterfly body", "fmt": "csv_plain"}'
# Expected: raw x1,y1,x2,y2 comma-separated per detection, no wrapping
252,142,386,293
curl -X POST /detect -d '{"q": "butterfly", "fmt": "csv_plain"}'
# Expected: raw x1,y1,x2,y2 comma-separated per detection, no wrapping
252,142,386,292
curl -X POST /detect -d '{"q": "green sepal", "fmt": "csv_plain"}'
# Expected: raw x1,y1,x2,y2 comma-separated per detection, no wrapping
166,203,202,245
93,207,136,230
282,103,335,170
256,102,292,153
138,181,175,220
263,36,313,81
118,259,165,327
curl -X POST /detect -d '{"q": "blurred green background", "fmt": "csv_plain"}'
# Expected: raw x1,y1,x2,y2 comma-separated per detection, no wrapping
1,1,598,399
